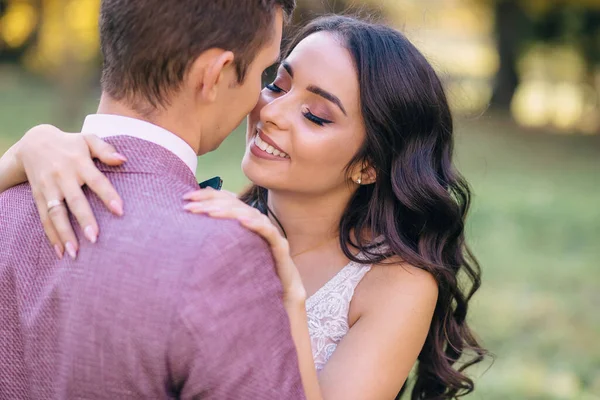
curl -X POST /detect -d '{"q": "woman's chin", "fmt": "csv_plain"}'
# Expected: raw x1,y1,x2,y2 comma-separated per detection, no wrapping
241,158,279,190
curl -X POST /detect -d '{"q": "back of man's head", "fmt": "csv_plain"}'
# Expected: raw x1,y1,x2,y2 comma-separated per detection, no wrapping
99,0,295,110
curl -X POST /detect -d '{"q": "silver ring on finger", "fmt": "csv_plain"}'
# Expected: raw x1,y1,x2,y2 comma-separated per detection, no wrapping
47,199,65,213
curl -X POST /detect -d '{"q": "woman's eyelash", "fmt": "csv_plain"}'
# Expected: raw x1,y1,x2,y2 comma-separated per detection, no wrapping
266,83,284,93
303,110,332,126
265,84,332,127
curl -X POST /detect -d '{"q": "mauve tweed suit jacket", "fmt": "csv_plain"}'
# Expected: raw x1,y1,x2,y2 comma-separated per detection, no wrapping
0,136,304,400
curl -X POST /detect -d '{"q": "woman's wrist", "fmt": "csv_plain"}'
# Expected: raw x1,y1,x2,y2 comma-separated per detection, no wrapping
284,286,307,311
17,124,53,161
0,142,27,192
12,139,25,170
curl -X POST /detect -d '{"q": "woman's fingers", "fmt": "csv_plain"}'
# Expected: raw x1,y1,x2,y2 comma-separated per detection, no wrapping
186,204,256,221
183,197,253,215
183,192,291,264
48,203,78,259
182,187,237,201
32,187,64,259
17,126,126,256
79,161,123,216
184,200,275,244
58,173,98,245
186,199,302,298
83,134,127,166
183,188,214,201
40,182,79,259
188,204,283,252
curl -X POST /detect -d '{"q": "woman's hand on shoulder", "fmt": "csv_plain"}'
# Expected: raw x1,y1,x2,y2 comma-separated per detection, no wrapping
16,124,126,258
183,188,306,305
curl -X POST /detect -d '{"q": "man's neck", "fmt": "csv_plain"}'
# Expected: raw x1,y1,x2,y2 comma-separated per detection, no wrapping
97,94,202,154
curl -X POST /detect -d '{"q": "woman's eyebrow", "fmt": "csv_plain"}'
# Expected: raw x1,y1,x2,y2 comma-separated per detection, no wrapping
281,61,347,116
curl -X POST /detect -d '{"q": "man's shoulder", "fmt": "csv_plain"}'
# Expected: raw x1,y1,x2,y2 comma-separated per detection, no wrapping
172,213,276,287
0,182,32,200
0,183,36,225
129,198,263,240
176,213,272,261
101,199,271,267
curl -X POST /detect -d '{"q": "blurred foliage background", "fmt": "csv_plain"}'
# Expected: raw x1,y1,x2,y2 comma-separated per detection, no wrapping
0,0,599,398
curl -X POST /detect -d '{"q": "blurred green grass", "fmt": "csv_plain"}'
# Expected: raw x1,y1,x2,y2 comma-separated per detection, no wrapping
1,72,599,399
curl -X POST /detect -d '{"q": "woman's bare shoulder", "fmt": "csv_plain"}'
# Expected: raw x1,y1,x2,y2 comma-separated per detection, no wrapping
351,256,439,322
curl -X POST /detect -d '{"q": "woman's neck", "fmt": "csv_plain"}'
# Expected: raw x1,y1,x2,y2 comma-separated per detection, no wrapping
267,189,351,256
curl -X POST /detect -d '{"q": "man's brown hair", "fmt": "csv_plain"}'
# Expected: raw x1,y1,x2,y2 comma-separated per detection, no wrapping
100,0,295,108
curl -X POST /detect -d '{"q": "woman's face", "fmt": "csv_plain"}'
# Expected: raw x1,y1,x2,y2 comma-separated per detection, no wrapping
242,32,366,195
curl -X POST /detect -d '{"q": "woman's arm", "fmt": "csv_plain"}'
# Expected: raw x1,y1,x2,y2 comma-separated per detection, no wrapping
317,263,438,399
0,141,28,192
0,143,27,193
1,124,126,258
283,295,325,400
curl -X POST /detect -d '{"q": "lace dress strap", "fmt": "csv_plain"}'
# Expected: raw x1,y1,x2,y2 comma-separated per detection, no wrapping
306,262,371,311
306,261,372,371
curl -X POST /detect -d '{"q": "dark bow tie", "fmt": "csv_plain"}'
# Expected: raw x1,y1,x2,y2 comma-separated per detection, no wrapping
198,176,223,190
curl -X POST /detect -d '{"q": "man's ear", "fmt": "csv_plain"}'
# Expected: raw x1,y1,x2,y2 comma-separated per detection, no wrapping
187,49,235,103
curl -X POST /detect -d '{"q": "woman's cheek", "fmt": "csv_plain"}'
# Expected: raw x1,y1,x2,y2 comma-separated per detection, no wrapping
257,90,273,111
297,140,333,172
249,91,269,122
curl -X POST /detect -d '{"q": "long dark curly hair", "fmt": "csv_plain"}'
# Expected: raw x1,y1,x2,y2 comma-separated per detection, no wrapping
240,15,487,399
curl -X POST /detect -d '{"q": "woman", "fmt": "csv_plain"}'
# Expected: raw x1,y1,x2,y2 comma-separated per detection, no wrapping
1,16,486,399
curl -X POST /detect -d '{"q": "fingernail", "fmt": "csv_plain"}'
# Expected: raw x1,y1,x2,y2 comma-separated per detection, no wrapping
84,226,98,243
112,153,127,162
65,242,77,260
54,245,63,259
110,200,123,216
183,204,215,213
183,191,205,200
238,216,253,223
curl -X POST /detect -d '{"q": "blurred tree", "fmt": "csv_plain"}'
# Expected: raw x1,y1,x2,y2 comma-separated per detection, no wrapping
0,0,99,126
490,0,530,108
0,0,41,62
1,0,597,132
481,0,600,113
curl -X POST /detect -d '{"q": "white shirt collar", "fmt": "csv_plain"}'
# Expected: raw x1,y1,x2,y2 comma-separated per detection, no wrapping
81,114,198,174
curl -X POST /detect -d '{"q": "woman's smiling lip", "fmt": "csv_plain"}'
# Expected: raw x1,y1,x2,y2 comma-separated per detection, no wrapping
256,128,287,155
249,139,290,161
249,129,290,161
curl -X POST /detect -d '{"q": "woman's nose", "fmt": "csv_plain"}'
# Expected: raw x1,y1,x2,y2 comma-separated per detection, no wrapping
259,92,293,131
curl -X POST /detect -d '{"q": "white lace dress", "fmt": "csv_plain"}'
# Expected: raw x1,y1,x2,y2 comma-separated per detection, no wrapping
305,260,372,371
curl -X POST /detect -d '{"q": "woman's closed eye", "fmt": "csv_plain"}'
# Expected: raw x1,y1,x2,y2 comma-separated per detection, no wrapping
302,107,332,126
266,83,286,94
266,82,333,127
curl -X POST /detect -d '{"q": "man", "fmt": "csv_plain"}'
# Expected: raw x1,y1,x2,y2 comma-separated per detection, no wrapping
0,0,304,399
